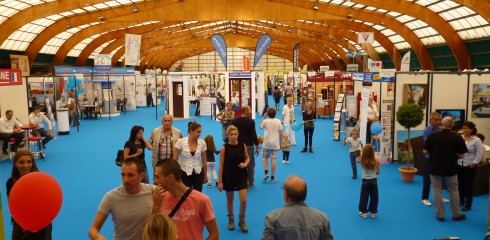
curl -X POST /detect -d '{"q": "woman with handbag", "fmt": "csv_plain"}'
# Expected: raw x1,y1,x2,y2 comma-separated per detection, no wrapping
124,125,152,183
301,101,316,153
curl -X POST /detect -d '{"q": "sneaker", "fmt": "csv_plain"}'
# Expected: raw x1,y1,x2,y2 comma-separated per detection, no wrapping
422,199,432,206
451,214,466,221
282,160,286,164
40,152,45,159
309,148,313,153
370,213,376,218
300,148,307,153
263,174,270,182
206,183,212,188
359,212,367,218
270,178,277,184
215,181,218,187
286,160,290,164
352,176,357,179
436,217,445,222
443,198,449,203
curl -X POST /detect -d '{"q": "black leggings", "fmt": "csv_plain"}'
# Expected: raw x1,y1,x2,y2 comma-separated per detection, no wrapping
181,169,204,192
303,127,314,148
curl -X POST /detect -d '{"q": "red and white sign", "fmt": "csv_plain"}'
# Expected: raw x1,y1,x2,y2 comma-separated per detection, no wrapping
357,32,374,44
0,69,22,86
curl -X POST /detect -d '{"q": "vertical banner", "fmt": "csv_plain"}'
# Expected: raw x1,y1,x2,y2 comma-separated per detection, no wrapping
94,54,112,71
243,56,250,71
359,87,371,145
400,51,411,71
253,34,272,69
125,34,141,66
211,34,227,70
10,55,30,77
293,43,300,72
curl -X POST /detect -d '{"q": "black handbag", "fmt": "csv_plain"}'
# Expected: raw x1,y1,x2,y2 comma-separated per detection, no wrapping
115,150,124,166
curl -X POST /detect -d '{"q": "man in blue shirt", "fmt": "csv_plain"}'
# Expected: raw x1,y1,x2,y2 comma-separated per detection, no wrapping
421,112,442,206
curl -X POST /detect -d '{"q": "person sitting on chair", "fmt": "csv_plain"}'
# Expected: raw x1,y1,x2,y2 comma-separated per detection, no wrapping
0,110,24,155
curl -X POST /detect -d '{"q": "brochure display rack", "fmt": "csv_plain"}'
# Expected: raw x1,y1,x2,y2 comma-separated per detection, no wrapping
333,93,345,141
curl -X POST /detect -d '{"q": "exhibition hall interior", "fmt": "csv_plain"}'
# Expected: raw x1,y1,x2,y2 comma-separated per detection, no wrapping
0,0,489,239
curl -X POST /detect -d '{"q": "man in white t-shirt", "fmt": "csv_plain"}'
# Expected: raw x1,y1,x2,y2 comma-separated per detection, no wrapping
260,107,283,184
89,158,155,240
0,110,24,155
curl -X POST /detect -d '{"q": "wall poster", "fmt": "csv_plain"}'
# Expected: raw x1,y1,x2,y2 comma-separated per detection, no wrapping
472,84,490,118
403,84,427,109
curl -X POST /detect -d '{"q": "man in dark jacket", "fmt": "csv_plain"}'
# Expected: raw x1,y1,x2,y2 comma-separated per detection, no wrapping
424,116,468,222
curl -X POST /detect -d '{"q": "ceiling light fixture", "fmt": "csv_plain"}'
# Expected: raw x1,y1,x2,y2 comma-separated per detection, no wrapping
168,29,172,33
66,23,71,29
98,16,105,22
347,13,353,19
132,5,139,12
313,3,319,10
287,26,292,32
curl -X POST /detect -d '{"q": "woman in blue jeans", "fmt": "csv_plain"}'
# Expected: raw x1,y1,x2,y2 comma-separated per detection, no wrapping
300,101,316,153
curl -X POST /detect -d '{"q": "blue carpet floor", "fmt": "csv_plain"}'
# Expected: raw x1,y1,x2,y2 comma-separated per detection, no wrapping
0,98,487,240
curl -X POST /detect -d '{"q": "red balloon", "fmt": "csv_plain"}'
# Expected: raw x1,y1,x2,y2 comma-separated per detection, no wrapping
8,172,63,232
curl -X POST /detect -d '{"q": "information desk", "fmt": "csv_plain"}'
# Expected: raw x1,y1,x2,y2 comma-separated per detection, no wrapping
56,109,70,135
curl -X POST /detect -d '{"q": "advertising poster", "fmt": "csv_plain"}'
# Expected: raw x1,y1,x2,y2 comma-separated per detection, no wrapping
403,84,427,109
472,84,490,118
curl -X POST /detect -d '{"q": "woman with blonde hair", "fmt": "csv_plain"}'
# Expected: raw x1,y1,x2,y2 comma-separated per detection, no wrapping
142,214,177,240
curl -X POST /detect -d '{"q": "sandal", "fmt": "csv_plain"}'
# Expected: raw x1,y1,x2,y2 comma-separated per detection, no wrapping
359,212,367,218
370,213,376,218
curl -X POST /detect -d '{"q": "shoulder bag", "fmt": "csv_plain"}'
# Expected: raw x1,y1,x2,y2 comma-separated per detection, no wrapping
115,150,124,166
168,187,193,218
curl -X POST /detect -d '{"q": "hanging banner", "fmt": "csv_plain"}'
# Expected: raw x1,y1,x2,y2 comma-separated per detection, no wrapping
293,43,300,72
368,59,382,72
10,55,30,77
347,64,359,73
0,69,22,86
94,54,112,71
400,51,411,71
380,69,396,82
253,34,272,69
125,34,141,66
359,87,371,145
211,34,227,70
357,32,374,44
243,56,250,71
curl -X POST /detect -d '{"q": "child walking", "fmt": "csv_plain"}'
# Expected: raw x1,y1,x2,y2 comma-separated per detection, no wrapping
281,132,291,164
357,144,380,219
343,129,363,179
204,135,220,187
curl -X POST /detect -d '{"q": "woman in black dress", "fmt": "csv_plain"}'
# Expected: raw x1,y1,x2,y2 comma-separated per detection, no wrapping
7,150,52,240
124,125,152,183
218,125,250,233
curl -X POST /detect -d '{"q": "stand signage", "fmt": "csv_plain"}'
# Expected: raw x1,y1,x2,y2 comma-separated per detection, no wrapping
0,69,22,86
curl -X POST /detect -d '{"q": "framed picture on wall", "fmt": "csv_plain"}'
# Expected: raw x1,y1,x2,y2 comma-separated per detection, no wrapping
387,82,395,96
403,84,427,109
472,84,490,118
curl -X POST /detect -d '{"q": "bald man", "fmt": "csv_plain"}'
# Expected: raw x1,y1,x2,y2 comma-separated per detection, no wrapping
261,176,333,240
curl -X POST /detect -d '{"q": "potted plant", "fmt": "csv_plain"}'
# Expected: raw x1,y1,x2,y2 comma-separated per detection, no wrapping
396,103,424,182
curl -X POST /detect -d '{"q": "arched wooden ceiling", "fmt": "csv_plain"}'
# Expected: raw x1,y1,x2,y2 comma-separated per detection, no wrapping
2,0,489,72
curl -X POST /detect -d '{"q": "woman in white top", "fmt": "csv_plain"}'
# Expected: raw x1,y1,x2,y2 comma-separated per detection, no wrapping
457,121,483,211
282,97,296,145
173,121,208,192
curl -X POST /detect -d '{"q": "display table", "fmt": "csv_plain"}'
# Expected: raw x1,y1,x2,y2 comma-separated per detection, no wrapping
57,109,70,135
21,124,38,139
81,105,100,119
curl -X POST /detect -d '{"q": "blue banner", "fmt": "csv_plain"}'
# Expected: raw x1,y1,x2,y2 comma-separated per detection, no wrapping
211,34,227,70
55,66,135,75
253,34,272,69
229,72,252,78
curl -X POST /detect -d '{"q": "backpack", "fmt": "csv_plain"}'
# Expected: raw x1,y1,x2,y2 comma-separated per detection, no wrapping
68,100,75,110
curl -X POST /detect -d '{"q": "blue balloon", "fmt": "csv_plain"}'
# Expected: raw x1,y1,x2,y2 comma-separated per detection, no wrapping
370,122,382,135
291,121,302,131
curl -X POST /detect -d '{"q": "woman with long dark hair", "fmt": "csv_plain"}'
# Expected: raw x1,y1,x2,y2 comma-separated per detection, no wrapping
124,125,152,183
173,122,208,192
7,150,52,240
457,121,483,211
301,101,316,153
